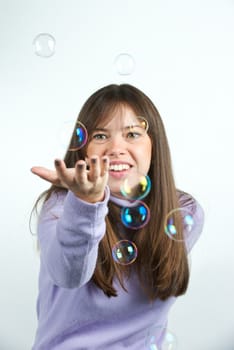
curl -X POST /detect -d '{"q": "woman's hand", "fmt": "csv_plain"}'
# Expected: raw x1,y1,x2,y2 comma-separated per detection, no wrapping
31,165,69,189
31,156,109,203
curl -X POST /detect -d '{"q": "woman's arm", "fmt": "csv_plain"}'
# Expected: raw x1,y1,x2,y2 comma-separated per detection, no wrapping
37,188,110,288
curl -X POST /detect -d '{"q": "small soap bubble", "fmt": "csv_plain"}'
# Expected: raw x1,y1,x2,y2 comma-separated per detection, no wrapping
33,33,56,58
68,121,88,151
145,326,178,350
112,240,138,265
164,208,195,242
146,335,159,350
121,201,150,229
114,53,135,75
120,173,151,200
147,341,159,350
161,330,177,350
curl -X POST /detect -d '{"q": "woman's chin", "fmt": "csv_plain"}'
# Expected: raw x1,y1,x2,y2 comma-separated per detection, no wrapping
108,183,122,197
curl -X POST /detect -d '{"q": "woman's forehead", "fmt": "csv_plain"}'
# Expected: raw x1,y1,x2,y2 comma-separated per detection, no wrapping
96,106,139,128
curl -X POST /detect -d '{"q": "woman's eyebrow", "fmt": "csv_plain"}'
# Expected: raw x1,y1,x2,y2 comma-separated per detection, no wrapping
92,124,143,133
123,123,144,130
93,127,109,131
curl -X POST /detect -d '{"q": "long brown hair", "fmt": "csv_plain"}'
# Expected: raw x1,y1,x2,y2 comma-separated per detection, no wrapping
34,84,191,301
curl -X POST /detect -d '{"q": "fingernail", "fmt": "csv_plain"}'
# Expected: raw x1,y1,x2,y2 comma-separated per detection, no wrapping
55,159,60,167
91,157,97,164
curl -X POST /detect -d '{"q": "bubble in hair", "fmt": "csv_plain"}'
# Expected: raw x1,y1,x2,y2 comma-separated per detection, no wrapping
121,201,150,229
112,240,138,265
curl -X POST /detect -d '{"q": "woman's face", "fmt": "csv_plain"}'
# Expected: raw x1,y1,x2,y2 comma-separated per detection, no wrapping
86,105,152,194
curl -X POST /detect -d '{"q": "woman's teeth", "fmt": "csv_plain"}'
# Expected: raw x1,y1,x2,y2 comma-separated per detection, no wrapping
109,164,130,172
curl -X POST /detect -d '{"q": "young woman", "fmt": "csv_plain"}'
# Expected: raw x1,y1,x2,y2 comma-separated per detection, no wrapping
31,84,204,349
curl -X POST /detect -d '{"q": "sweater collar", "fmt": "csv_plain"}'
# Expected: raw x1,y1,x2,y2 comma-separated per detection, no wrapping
109,193,141,208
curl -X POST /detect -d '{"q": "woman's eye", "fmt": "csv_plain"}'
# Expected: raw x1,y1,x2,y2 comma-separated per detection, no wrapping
126,132,141,139
92,133,108,141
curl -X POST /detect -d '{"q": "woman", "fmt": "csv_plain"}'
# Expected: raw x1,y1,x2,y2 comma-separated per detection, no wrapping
31,84,204,349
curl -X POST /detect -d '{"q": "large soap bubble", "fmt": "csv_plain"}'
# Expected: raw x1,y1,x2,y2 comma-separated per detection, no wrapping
164,207,195,242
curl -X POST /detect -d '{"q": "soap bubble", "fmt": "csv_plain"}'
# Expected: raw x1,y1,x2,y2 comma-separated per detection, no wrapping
120,172,151,200
114,53,135,75
57,120,88,152
112,240,138,265
33,33,56,58
68,121,88,151
164,208,195,242
121,201,150,229
161,330,177,350
145,325,178,350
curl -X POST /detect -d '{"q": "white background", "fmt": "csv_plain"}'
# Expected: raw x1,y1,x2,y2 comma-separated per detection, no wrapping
0,0,234,349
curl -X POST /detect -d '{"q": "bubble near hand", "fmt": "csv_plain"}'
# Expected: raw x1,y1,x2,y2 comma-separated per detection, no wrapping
120,173,151,200
33,33,56,58
68,121,88,151
164,208,195,242
121,201,150,229
112,240,138,265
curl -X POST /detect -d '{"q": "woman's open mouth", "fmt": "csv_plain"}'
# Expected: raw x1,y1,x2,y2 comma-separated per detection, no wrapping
109,163,132,178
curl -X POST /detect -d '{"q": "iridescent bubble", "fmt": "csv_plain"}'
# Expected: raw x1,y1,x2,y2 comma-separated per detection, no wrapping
120,172,151,200
33,33,56,58
146,333,159,350
145,326,178,350
164,208,195,242
112,240,138,265
121,201,150,229
147,340,159,350
161,330,177,350
57,120,88,152
114,53,135,75
68,121,88,151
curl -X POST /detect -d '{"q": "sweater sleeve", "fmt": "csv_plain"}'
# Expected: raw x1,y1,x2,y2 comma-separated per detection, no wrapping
37,187,110,289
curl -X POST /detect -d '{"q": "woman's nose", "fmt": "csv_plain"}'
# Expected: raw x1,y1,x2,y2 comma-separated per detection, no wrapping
106,135,127,156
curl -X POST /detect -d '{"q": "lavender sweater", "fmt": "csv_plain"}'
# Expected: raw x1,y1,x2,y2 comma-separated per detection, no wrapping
32,188,204,350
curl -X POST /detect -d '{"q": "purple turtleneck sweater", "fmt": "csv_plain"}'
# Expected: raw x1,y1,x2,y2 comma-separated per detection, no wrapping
32,188,204,350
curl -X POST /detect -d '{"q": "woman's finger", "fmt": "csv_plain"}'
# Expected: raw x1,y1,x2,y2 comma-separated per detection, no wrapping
75,160,87,184
54,159,74,186
31,166,63,186
88,156,100,182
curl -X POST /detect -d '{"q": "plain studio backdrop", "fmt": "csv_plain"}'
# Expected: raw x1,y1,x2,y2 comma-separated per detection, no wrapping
0,0,233,349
